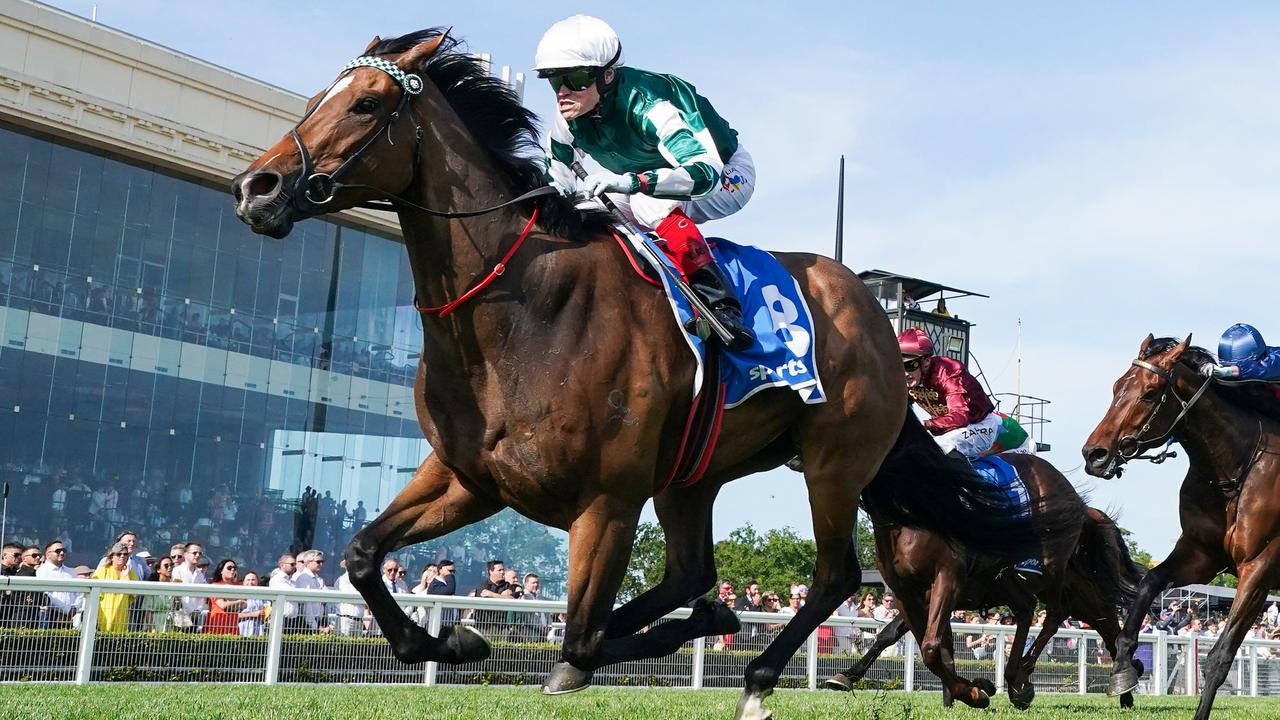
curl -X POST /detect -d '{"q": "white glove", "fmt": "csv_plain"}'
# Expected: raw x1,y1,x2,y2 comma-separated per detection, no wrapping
582,170,640,197
1202,363,1237,378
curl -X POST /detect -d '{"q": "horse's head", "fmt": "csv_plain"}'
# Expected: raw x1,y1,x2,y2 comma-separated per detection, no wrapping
1083,333,1202,478
232,33,449,238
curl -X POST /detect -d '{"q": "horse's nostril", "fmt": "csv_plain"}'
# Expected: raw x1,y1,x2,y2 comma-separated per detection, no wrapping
246,172,281,199
1084,447,1109,466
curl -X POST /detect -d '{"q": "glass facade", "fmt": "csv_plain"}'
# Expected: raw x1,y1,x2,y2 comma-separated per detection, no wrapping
0,121,430,575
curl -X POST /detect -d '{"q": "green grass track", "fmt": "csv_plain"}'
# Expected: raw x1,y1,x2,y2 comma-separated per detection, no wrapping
1,684,1272,719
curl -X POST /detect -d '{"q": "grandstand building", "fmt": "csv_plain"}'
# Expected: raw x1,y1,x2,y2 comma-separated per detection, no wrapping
0,0,433,568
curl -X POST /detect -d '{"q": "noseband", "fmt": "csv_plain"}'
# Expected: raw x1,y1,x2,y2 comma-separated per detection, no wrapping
1117,358,1213,460
287,54,555,218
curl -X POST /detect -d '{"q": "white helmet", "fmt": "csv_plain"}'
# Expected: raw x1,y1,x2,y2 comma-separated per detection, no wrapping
534,15,623,73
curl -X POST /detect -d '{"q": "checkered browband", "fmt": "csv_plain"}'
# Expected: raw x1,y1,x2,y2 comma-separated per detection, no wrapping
340,56,424,95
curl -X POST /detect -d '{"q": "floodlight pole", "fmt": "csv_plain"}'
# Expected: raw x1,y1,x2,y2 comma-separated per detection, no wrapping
834,156,846,263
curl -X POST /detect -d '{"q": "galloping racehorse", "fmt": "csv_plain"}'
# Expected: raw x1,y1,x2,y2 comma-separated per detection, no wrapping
1083,335,1280,720
826,455,1144,709
233,30,1055,719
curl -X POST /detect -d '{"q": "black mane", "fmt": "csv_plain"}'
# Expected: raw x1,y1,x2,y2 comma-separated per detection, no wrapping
367,29,612,239
1144,337,1280,425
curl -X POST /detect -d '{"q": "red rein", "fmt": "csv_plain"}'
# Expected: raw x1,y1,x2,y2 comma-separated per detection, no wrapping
415,209,539,317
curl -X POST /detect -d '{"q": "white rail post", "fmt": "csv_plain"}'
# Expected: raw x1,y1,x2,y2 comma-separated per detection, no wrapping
1236,649,1244,695
73,586,102,685
1154,631,1168,695
264,592,287,684
806,629,819,690
1249,645,1259,697
425,601,443,687
691,636,706,690
1185,637,1197,695
1077,631,1088,694
903,631,916,692
994,630,1007,693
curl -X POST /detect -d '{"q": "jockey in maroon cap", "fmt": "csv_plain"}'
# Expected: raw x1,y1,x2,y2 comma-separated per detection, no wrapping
898,328,1030,459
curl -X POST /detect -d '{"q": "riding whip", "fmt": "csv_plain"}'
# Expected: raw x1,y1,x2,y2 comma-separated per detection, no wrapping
569,162,736,347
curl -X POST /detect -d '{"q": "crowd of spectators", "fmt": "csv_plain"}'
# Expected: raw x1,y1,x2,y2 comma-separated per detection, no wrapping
0,527,554,641
0,263,412,385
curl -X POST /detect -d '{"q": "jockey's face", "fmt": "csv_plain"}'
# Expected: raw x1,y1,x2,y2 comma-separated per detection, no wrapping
903,355,927,388
555,67,613,120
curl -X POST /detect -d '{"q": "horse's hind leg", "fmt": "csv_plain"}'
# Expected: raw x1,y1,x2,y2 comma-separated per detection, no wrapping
346,453,502,664
823,615,909,691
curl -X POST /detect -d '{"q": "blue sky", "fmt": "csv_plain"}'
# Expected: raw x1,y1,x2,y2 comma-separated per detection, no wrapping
40,2,1280,562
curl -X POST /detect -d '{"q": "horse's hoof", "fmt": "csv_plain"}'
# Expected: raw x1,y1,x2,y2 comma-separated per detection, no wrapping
822,673,853,691
692,596,742,636
1009,682,1036,710
542,661,593,695
1120,691,1135,710
1107,665,1140,697
974,678,997,697
442,624,491,664
733,689,774,720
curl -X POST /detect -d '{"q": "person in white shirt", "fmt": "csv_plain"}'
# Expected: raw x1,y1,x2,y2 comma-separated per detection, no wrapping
170,542,207,631
334,559,365,637
368,558,408,637
292,549,331,633
35,540,81,627
873,594,899,623
268,554,306,633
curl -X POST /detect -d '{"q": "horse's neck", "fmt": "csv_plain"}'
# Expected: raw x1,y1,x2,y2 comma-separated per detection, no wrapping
398,90,541,373
1180,389,1259,482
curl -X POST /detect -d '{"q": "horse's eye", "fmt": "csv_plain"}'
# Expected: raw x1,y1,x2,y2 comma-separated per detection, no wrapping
1140,390,1160,404
354,97,380,114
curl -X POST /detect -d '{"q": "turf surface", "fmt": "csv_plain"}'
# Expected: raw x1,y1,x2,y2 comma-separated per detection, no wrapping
1,685,1271,719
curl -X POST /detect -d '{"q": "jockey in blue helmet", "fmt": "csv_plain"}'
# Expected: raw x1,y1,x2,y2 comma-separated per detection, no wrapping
1211,324,1280,381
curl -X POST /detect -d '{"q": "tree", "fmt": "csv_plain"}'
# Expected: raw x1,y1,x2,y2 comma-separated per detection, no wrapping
1119,527,1154,569
713,524,816,596
619,522,667,602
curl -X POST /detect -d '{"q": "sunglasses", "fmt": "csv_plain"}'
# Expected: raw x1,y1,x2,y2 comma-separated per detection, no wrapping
546,68,597,92
903,358,923,372
50,548,66,554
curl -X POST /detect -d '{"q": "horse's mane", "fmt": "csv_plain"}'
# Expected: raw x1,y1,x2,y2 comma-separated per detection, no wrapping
1145,337,1280,425
366,29,613,239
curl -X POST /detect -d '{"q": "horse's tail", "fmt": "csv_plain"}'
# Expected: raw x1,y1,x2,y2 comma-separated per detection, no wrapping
860,413,1081,562
1074,507,1146,605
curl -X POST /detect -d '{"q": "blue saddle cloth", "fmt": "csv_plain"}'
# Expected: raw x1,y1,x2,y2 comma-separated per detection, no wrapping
971,456,1042,575
659,237,826,408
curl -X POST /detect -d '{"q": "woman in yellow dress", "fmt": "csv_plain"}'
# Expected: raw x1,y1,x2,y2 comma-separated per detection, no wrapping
90,541,138,632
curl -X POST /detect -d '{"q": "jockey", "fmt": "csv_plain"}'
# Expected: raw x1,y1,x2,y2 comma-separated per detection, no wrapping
535,15,755,351
898,328,1031,459
1213,324,1280,381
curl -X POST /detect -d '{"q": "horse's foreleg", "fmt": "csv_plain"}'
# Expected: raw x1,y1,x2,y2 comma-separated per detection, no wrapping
541,493,642,695
345,453,502,664
823,615,910,691
1109,537,1220,696
1194,544,1280,720
914,564,987,708
1002,603,1036,709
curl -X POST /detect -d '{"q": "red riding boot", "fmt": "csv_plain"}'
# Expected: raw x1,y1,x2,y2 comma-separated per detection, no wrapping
654,209,754,352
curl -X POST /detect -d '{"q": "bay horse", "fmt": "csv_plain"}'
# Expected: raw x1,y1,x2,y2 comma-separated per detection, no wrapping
1083,335,1280,720
232,29,1059,719
826,455,1144,709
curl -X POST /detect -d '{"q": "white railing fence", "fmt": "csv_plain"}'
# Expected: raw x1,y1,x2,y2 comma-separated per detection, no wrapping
4,576,1280,695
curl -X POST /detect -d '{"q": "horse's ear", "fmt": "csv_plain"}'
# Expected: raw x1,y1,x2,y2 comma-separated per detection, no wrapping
396,34,448,71
364,36,382,54
1138,334,1154,355
1171,335,1192,360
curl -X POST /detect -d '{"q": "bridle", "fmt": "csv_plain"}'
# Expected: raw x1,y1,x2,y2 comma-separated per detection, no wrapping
1116,357,1214,460
287,53,555,219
